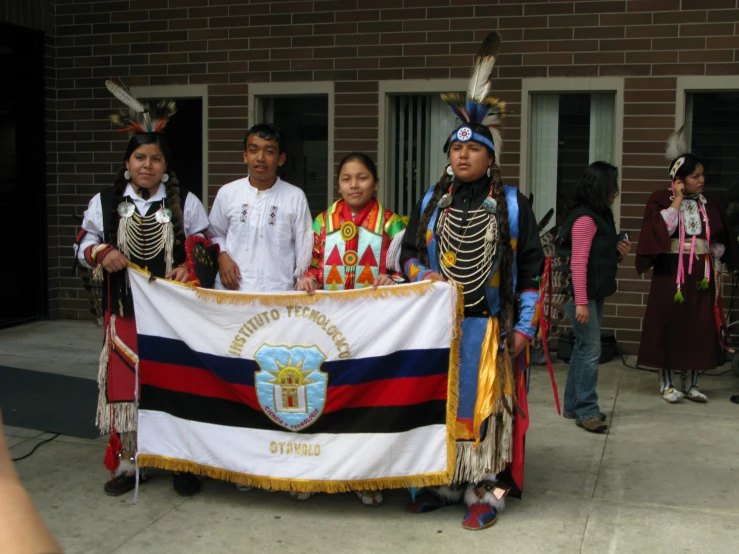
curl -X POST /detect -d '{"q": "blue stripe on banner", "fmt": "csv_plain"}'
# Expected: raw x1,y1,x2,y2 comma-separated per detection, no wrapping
137,335,450,387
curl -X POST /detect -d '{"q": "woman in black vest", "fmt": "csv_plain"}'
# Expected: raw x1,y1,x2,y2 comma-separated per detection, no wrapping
557,162,630,433
74,83,210,496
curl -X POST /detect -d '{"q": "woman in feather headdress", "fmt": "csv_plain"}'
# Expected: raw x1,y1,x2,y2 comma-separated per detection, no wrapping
636,128,738,403
73,81,210,496
400,32,544,531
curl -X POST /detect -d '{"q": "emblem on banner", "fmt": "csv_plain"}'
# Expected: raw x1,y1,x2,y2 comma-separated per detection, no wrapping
254,344,328,432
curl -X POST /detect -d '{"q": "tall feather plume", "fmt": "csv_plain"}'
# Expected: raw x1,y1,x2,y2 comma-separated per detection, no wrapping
466,32,502,123
665,125,687,161
105,80,145,113
467,32,501,102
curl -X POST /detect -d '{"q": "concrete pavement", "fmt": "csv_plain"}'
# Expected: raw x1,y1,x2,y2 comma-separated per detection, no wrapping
2,321,739,554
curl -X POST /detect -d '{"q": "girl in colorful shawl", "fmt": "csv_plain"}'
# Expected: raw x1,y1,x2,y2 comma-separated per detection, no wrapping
295,152,407,505
297,152,406,295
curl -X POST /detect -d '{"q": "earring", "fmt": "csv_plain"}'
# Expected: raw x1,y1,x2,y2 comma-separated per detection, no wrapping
124,170,131,180
161,173,170,183
487,166,493,178
446,165,454,177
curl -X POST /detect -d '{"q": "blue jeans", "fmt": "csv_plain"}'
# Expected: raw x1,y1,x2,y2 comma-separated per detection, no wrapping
563,298,604,420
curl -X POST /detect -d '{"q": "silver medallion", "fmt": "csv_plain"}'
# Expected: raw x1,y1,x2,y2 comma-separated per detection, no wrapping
483,197,497,214
155,208,172,224
117,202,135,218
437,194,452,209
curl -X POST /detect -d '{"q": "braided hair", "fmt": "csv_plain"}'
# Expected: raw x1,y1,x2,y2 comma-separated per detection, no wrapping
415,123,517,408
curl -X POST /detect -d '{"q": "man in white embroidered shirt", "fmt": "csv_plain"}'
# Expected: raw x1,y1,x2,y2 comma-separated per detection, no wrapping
208,124,313,292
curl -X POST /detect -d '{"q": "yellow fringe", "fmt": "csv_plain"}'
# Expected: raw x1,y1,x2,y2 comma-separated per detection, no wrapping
193,280,438,307
137,455,450,493
125,261,198,289
443,283,464,482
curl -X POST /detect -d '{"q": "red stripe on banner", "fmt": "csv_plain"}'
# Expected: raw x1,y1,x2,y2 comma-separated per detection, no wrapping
140,361,261,411
141,361,447,414
324,375,447,413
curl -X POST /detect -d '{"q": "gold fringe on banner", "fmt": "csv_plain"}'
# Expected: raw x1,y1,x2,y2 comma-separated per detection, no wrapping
127,262,440,304
137,455,450,493
193,280,438,307
443,283,464,482
126,262,197,289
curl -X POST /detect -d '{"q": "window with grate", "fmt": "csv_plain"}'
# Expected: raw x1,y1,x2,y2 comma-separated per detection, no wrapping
386,94,461,217
529,92,616,224
687,92,739,207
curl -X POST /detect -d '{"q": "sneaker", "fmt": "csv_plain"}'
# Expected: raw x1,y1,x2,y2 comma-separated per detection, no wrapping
684,387,708,403
407,490,448,513
576,417,608,434
289,491,315,501
355,490,383,506
564,411,606,421
461,502,498,530
235,483,254,492
662,388,684,403
172,472,202,497
104,472,145,496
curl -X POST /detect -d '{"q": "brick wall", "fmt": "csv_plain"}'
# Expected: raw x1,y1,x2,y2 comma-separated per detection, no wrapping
34,0,739,353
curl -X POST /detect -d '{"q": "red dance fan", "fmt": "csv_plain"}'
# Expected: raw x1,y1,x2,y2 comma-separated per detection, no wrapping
185,235,220,288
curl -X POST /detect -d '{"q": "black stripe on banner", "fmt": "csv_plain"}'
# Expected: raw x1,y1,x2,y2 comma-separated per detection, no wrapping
140,385,446,434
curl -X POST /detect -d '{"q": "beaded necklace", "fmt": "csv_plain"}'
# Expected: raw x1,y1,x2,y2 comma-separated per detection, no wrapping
436,182,500,307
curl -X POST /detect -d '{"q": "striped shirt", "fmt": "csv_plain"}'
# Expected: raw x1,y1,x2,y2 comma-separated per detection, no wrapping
570,215,597,305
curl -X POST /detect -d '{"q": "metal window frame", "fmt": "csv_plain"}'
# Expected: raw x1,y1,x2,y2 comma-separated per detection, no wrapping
378,79,467,206
520,77,625,224
248,82,335,207
130,84,210,210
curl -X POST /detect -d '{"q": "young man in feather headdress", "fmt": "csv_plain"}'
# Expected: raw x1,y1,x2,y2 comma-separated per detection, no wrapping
636,128,738,403
400,32,544,530
208,124,313,294
74,81,210,496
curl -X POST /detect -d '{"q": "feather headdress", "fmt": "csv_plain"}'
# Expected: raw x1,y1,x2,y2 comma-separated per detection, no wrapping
665,126,688,179
106,80,176,134
441,31,507,158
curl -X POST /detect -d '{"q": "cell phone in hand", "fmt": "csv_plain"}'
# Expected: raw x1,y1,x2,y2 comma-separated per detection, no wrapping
616,232,630,243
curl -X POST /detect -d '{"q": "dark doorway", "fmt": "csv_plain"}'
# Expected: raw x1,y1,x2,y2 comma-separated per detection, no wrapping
0,22,46,328
141,98,204,202
260,95,329,216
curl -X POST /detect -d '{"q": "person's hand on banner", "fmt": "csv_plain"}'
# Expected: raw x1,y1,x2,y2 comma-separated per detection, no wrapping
373,274,396,288
297,277,319,295
165,266,190,283
422,271,447,282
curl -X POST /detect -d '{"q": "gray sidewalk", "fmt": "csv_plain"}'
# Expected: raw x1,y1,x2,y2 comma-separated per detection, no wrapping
2,321,739,554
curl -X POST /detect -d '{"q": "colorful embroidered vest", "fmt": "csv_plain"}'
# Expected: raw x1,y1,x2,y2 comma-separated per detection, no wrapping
318,199,404,290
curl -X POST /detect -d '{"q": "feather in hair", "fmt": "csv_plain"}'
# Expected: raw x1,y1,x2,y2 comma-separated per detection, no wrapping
480,97,507,128
440,92,468,121
665,125,687,161
467,32,501,103
465,32,502,124
105,80,145,113
108,97,177,134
